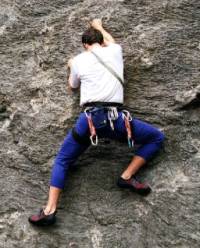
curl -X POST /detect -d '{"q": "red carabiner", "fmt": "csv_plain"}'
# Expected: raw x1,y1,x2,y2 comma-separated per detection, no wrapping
123,112,134,148
86,114,98,146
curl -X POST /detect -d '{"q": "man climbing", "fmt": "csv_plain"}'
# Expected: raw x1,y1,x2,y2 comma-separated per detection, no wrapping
29,19,165,226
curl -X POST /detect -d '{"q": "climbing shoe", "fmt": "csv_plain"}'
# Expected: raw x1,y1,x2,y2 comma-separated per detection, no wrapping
28,209,57,226
117,176,151,196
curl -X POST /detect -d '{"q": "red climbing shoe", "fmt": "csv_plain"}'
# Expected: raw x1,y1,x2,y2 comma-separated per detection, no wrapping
28,209,57,226
117,176,151,195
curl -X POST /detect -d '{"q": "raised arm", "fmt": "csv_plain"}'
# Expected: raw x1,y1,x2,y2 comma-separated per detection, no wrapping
90,19,115,46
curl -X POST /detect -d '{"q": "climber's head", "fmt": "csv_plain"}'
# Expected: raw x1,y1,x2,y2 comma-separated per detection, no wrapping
82,28,103,49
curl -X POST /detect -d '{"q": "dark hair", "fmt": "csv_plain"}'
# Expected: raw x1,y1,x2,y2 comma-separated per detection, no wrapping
82,28,103,45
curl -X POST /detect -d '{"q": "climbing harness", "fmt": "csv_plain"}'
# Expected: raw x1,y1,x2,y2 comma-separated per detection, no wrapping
84,106,134,148
84,107,119,146
122,110,134,148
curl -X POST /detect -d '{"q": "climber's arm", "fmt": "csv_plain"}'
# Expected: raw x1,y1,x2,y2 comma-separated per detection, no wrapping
90,19,115,46
67,58,80,91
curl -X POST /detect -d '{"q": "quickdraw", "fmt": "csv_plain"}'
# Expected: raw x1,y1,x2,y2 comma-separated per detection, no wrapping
107,107,119,130
122,110,134,148
84,108,98,146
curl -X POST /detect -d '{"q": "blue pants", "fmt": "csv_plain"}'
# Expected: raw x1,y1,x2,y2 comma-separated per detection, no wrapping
50,111,165,189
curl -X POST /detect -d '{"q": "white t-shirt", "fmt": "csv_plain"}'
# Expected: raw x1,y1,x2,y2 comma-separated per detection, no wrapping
70,43,124,106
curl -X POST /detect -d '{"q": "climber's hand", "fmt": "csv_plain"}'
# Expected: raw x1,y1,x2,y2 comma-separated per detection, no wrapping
90,19,103,30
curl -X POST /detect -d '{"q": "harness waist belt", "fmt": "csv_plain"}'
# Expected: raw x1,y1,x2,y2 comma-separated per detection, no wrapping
83,102,123,108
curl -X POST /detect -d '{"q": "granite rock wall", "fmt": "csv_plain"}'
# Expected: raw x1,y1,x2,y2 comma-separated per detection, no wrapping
0,0,200,247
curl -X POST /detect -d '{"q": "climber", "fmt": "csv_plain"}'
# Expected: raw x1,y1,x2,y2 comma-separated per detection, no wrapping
28,19,165,226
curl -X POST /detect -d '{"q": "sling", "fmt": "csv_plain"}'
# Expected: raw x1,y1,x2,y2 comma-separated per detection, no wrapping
91,51,124,86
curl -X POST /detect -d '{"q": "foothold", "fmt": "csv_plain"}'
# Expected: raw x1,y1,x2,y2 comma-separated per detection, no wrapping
0,105,6,113
0,105,9,121
140,56,153,69
175,85,200,110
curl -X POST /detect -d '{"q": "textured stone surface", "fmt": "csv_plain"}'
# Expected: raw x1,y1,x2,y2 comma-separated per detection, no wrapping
0,0,200,247
175,85,200,109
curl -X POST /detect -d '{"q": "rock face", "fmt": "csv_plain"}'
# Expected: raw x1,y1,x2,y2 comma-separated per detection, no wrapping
0,0,200,247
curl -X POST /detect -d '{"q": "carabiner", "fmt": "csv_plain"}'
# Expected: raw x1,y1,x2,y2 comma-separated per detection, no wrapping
122,110,132,121
90,135,98,146
84,107,92,118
